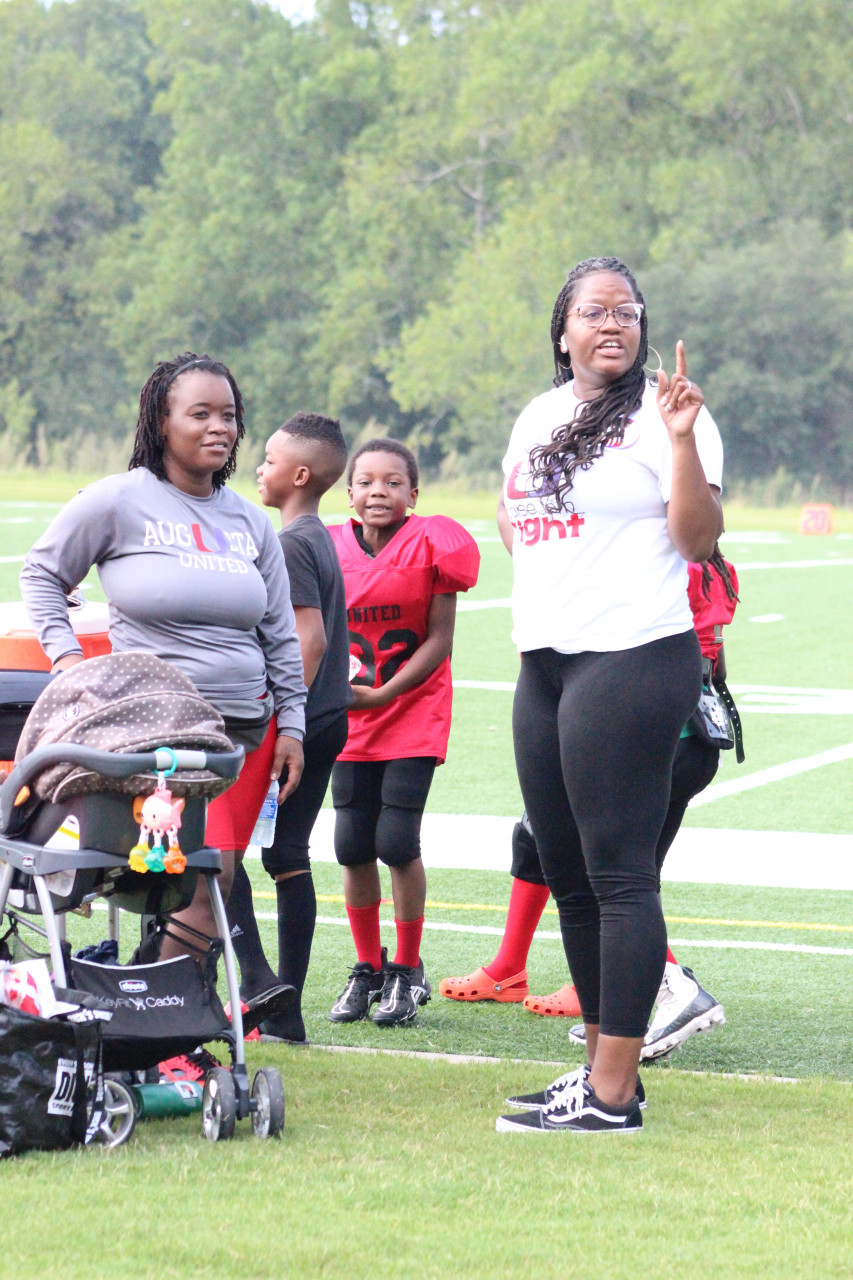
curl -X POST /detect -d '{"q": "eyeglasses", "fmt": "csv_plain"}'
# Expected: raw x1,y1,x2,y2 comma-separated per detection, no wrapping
568,303,644,329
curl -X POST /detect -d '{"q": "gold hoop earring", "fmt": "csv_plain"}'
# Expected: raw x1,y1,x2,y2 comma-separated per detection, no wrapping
645,345,663,382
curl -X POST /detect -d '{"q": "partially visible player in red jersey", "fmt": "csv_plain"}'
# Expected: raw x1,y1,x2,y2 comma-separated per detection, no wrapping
327,438,480,1027
441,547,741,1065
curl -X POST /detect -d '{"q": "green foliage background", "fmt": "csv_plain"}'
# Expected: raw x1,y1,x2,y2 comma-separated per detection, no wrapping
2,0,853,493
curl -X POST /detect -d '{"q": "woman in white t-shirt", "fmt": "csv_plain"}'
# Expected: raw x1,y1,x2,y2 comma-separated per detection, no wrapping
495,257,723,1135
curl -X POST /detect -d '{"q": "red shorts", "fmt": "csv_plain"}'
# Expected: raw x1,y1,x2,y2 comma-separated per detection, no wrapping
204,720,277,853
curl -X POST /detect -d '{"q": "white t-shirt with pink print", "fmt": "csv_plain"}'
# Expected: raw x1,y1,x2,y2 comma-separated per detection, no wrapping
502,379,723,654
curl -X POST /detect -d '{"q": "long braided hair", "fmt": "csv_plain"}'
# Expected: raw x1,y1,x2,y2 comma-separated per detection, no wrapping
128,353,245,489
529,257,649,511
701,543,739,602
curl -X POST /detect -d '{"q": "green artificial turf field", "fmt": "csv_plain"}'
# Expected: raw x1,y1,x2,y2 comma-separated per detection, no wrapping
1,475,852,1278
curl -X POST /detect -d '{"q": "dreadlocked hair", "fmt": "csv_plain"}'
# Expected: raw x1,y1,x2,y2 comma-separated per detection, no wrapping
530,257,650,511
129,352,246,489
700,543,739,603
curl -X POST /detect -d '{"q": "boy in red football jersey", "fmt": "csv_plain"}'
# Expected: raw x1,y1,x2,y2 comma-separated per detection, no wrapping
328,438,480,1027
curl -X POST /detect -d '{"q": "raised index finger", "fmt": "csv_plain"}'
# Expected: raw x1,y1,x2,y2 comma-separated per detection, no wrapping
675,339,688,379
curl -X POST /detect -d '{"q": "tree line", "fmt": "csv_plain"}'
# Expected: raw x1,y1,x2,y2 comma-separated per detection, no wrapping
2,0,853,494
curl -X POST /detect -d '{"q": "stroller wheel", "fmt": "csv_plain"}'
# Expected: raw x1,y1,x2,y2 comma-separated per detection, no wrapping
202,1067,237,1141
251,1067,285,1139
97,1078,137,1148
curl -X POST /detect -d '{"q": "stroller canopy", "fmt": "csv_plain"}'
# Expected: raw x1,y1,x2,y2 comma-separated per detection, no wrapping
16,653,236,803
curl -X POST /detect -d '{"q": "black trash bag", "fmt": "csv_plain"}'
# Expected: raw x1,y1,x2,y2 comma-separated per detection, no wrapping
0,1004,105,1158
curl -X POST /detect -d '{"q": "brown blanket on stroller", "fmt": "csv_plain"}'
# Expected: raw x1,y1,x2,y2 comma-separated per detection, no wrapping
16,652,236,803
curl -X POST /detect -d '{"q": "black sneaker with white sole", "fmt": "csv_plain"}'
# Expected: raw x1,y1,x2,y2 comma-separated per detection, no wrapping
496,1074,642,1134
641,964,726,1061
372,958,431,1027
505,1064,590,1109
328,948,387,1023
505,1064,646,1112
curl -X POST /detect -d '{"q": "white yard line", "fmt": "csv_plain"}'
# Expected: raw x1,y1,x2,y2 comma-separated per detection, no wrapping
689,742,853,807
731,687,853,715
88,903,853,960
245,912,852,957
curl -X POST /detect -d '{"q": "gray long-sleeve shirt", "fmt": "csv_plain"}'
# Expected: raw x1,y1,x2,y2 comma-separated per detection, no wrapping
20,468,306,739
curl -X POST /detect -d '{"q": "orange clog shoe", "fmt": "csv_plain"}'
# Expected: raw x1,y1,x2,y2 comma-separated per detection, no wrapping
522,983,582,1017
438,966,529,1002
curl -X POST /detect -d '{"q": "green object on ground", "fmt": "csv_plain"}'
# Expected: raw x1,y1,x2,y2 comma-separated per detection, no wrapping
130,1081,203,1119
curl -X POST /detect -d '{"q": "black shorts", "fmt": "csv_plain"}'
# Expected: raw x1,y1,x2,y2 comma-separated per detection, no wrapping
331,756,437,868
261,712,349,878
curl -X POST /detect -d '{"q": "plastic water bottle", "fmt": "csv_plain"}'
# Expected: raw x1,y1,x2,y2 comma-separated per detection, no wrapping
250,780,279,848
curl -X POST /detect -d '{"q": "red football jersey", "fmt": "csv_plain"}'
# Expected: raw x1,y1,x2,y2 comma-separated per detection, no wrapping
329,514,480,762
687,558,739,665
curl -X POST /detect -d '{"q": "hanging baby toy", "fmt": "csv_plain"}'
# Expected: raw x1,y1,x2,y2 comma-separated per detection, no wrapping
128,748,186,875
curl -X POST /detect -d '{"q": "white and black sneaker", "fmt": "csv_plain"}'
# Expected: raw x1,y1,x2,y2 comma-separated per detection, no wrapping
328,948,387,1023
505,1063,646,1112
641,963,726,1061
568,1024,586,1047
496,1073,642,1134
372,958,431,1027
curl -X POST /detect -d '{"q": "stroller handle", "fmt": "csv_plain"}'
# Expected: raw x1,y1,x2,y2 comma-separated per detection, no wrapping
0,743,245,830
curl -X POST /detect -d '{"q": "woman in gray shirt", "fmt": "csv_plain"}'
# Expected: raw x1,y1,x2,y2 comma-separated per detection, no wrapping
21,354,306,1003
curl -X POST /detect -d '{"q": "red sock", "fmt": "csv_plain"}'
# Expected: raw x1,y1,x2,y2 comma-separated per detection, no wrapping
346,901,382,971
394,916,424,969
483,879,551,981
666,946,678,965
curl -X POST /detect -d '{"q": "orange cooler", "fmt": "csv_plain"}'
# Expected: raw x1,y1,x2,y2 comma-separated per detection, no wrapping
0,600,111,771
0,600,111,671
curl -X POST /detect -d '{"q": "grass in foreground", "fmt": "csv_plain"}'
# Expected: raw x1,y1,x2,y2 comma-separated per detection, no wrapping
1,1050,851,1280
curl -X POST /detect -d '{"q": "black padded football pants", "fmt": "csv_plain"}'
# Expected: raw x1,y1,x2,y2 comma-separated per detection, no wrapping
512,631,701,1038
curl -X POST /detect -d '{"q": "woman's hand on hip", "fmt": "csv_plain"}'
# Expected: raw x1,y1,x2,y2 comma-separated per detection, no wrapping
657,340,704,440
271,734,305,802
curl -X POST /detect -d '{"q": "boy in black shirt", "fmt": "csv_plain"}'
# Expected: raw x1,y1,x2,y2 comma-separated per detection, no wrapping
226,413,351,1042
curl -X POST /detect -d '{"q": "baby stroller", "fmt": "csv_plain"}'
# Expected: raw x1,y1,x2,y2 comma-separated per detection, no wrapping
0,656,286,1146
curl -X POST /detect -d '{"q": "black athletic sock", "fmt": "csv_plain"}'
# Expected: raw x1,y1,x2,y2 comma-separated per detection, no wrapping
260,871,317,1042
225,861,279,1001
277,871,316,994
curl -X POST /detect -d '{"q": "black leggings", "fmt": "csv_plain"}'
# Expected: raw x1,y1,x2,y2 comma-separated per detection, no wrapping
511,734,720,890
512,631,701,1038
